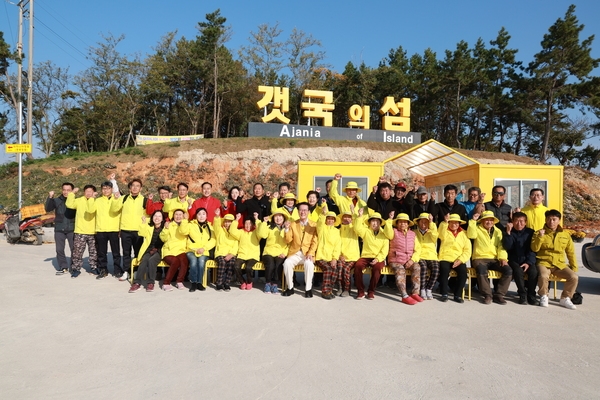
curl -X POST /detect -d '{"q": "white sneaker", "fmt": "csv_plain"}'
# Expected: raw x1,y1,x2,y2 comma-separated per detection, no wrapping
420,289,427,299
119,272,129,281
559,297,576,310
539,295,549,307
426,289,433,300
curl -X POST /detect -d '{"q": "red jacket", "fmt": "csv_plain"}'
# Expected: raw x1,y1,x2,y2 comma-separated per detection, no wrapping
221,199,245,229
189,196,221,223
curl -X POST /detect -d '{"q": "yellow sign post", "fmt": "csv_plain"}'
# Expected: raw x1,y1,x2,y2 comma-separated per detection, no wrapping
5,143,32,153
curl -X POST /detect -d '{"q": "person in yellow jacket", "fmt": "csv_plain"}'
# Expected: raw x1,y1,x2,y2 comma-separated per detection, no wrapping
467,210,512,305
270,192,299,221
328,173,368,216
231,213,262,291
256,209,289,294
112,178,147,281
65,185,98,278
306,190,325,222
337,210,360,297
281,202,318,298
163,182,194,220
128,210,165,293
438,214,472,303
315,210,342,299
383,213,423,305
531,209,579,310
413,213,439,300
213,209,242,291
89,178,121,279
353,208,389,300
159,209,190,291
521,188,548,231
181,207,215,292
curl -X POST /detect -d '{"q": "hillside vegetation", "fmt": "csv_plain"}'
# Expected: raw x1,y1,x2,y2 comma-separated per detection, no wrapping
1,138,599,234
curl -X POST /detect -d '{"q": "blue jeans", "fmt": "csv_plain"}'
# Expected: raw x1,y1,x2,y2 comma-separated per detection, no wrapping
187,252,208,283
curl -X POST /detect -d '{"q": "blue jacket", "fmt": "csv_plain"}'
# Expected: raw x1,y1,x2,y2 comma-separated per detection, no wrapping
502,227,536,267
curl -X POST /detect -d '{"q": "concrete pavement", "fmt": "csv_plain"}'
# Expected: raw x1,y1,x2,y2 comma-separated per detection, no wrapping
1,238,599,399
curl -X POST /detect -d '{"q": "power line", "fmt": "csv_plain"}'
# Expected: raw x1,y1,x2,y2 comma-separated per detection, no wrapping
3,0,15,45
34,16,89,60
35,1,94,49
33,26,89,69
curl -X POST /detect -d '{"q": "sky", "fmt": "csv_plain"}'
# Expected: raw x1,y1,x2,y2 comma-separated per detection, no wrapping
1,0,599,164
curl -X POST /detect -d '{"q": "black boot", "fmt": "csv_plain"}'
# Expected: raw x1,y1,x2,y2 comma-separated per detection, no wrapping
189,282,197,292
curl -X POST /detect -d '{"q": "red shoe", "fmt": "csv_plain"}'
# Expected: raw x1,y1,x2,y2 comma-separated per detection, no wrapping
128,283,141,293
367,292,375,300
146,283,154,292
246,282,253,290
356,291,365,300
402,296,417,305
410,294,424,302
240,282,247,290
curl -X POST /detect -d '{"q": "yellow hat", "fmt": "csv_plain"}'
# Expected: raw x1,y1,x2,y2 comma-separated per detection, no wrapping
366,212,385,226
447,214,466,224
282,193,297,202
269,208,289,222
413,212,431,224
394,213,414,227
343,181,362,192
324,211,341,226
223,214,235,221
478,210,499,224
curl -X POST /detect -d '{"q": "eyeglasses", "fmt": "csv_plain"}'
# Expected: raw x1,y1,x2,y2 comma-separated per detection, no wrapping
493,192,505,196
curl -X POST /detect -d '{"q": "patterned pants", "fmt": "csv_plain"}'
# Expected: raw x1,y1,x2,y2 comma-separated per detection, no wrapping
316,260,339,295
216,256,237,285
71,233,97,272
389,262,421,296
419,259,440,290
337,260,355,292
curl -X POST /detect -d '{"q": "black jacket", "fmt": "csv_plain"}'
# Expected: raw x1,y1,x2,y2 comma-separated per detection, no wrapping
45,195,76,233
436,201,467,227
502,227,536,267
237,195,271,222
367,192,396,220
484,201,512,229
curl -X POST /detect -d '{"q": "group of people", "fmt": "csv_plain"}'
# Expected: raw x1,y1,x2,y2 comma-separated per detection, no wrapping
46,173,580,309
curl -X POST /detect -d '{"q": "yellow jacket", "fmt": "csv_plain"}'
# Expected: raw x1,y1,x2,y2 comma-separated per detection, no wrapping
213,217,242,257
437,222,472,263
353,215,389,261
339,222,361,262
180,220,216,256
89,195,121,232
308,204,325,222
66,193,96,235
112,194,147,231
271,199,300,221
285,219,318,257
136,222,162,263
531,225,577,271
414,222,439,261
522,204,549,232
159,219,189,257
316,216,341,261
328,179,368,216
256,220,289,257
163,196,193,220
467,220,508,261
231,224,261,261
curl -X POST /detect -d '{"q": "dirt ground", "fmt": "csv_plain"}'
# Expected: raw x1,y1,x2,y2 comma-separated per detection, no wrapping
1,239,600,399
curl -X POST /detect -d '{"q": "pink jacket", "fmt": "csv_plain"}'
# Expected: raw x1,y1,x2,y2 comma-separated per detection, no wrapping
387,228,421,265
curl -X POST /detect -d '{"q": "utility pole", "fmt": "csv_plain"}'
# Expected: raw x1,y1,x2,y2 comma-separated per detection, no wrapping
26,0,34,148
13,0,33,208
